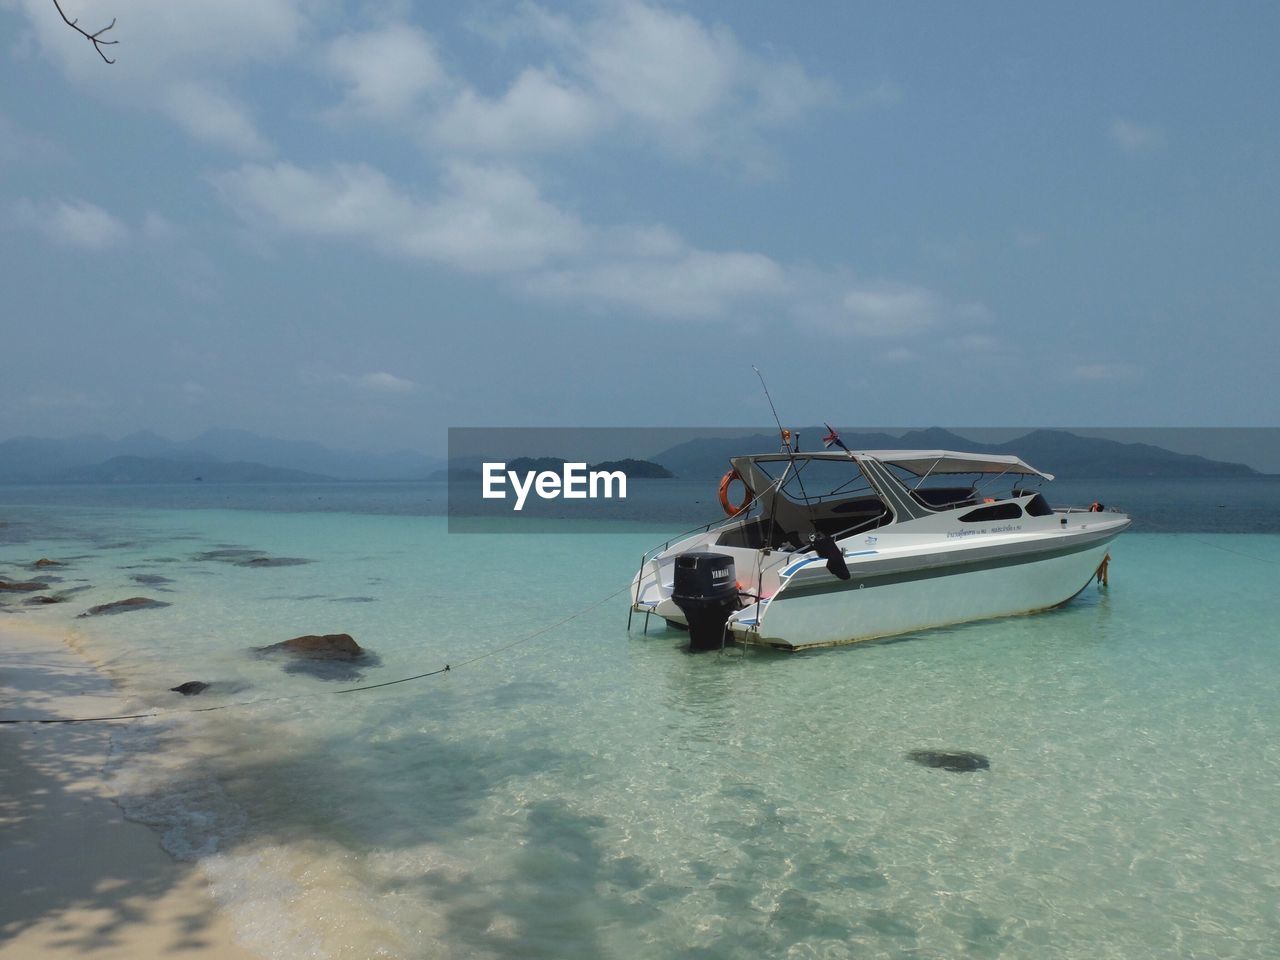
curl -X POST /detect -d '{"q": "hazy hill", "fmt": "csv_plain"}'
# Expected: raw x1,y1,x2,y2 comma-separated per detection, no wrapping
648,428,1260,479
0,430,444,482
51,456,333,484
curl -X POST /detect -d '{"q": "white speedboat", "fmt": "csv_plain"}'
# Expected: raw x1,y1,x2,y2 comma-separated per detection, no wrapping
630,444,1130,651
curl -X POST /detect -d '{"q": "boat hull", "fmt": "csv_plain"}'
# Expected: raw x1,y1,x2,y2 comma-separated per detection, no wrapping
729,536,1116,651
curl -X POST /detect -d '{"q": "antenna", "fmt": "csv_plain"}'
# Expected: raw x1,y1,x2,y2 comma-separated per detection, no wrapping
753,365,786,445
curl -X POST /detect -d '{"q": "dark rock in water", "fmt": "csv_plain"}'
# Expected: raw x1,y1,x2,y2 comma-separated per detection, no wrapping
194,548,312,568
195,548,265,562
79,597,171,617
170,681,210,696
257,633,365,659
0,579,48,592
907,750,990,773
131,574,175,586
280,654,379,682
33,558,64,568
24,594,66,605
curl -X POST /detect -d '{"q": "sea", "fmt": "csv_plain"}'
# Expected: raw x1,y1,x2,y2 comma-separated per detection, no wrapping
2,477,1279,959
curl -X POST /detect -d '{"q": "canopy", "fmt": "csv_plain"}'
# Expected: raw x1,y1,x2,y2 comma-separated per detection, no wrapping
733,449,1054,481
855,450,1053,480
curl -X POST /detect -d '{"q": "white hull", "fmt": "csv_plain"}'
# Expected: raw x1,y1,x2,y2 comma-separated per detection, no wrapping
728,539,1113,650
629,445,1131,653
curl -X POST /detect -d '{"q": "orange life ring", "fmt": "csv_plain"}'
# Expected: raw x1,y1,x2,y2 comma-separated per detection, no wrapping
718,469,752,517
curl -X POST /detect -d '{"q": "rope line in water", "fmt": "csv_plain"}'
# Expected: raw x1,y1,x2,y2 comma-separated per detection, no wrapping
0,584,633,726
1135,518,1280,565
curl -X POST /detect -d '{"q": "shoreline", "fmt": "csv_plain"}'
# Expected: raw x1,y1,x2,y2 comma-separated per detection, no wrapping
0,615,256,960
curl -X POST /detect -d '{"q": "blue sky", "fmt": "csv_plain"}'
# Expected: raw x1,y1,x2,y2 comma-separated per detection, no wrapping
2,1,1277,455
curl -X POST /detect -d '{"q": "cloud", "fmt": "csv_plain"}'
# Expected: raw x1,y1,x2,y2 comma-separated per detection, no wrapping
839,286,942,337
164,83,272,156
13,197,129,249
340,371,418,394
214,160,587,272
1109,119,1164,154
526,249,788,318
15,0,303,78
13,0,302,153
432,67,601,152
436,0,833,167
1070,363,1139,381
553,0,833,158
0,111,68,169
325,24,446,119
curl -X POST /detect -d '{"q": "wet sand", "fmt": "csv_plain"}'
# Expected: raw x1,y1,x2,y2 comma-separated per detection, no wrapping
0,617,255,960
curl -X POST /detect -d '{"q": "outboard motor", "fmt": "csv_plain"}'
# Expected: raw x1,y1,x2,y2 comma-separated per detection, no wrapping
671,551,739,652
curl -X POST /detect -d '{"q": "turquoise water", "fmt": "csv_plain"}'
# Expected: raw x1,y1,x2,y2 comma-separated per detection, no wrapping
3,488,1280,959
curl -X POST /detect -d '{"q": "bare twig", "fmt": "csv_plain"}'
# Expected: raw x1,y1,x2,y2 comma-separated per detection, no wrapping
51,0,118,64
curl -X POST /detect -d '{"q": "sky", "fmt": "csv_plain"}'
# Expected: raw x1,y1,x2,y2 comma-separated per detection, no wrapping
2,1,1278,456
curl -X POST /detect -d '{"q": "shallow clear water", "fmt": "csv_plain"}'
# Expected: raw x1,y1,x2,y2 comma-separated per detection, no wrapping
3,487,1280,959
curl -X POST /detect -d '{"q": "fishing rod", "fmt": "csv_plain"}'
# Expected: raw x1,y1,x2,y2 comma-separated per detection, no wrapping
750,367,848,580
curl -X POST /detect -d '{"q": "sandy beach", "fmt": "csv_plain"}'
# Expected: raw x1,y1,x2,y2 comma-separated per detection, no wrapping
0,617,255,960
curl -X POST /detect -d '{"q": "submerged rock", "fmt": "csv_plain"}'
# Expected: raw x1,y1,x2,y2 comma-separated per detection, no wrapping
258,633,365,659
131,573,175,586
33,558,63,568
194,548,311,568
24,594,66,605
170,681,210,696
195,548,263,562
907,750,990,773
0,579,48,592
79,597,171,617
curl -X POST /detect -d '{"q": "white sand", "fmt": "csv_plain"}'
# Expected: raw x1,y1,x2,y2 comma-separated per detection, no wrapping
0,617,256,960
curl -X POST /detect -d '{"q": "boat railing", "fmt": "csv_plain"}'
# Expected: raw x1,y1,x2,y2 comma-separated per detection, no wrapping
1054,504,1126,516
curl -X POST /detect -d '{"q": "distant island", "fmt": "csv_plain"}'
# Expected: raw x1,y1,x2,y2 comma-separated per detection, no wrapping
0,429,442,482
648,428,1265,480
1,427,1272,485
50,456,333,484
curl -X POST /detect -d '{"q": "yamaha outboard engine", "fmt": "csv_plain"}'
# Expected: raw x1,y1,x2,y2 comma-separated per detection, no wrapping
671,551,739,652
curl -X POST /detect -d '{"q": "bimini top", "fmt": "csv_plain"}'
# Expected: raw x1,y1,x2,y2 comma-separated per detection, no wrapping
732,449,1054,481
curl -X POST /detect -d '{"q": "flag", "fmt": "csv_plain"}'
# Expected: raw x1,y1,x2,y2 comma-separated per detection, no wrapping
822,423,849,453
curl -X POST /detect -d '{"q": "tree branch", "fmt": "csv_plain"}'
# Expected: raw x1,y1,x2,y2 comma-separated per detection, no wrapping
51,0,118,64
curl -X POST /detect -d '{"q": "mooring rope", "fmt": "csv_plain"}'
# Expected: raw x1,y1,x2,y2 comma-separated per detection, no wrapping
1134,517,1280,566
0,584,634,725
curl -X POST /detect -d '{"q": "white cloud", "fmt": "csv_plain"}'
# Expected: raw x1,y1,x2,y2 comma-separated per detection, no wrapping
0,111,68,169
164,83,272,156
526,249,788,318
16,0,303,79
214,160,587,272
14,197,129,249
879,347,918,364
341,371,418,394
13,0,301,153
1110,119,1164,154
460,0,833,166
432,67,600,152
1071,363,1139,381
325,24,446,119
180,381,208,403
839,286,941,337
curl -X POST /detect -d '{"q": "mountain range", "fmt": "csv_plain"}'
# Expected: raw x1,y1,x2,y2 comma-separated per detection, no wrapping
0,427,1264,484
647,428,1262,479
0,429,444,483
